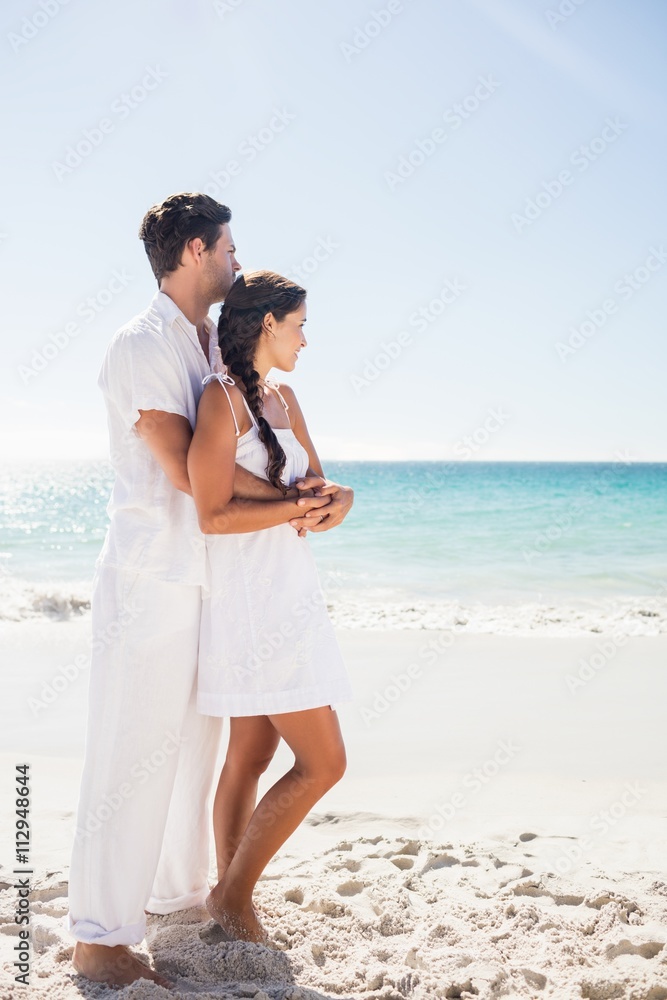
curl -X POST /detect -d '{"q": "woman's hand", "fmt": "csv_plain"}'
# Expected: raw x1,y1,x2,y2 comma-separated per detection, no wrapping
289,481,354,534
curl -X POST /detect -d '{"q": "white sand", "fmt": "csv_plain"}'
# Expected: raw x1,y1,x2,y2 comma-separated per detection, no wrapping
1,626,666,998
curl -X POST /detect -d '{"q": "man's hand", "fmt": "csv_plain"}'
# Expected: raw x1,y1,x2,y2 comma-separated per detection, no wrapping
293,474,327,495
289,481,354,534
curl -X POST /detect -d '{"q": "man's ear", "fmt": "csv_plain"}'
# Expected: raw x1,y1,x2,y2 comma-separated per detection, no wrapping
185,237,205,264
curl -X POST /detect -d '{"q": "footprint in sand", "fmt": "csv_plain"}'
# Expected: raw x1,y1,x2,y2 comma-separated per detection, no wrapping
284,888,304,905
311,943,326,967
605,939,665,961
31,900,69,918
585,893,642,923
521,968,547,990
442,977,478,996
383,843,420,870
327,857,362,873
303,898,346,917
0,924,24,937
512,880,584,906
422,853,460,873
390,840,420,857
336,879,366,897
28,883,69,904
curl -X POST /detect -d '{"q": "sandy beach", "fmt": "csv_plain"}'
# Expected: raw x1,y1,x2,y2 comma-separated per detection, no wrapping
4,0,667,994
1,625,666,998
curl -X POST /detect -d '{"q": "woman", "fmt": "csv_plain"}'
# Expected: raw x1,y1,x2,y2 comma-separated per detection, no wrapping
188,270,353,943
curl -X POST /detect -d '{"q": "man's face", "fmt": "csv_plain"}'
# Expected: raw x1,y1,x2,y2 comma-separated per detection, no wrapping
202,223,241,302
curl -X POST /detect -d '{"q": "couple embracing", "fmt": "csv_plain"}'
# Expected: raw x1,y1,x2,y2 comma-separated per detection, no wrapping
68,192,354,987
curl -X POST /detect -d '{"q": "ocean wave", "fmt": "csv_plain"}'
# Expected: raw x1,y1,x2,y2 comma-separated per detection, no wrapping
2,576,667,636
327,596,667,636
0,578,92,622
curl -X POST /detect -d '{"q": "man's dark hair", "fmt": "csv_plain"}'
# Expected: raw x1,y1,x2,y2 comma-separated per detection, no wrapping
138,192,232,284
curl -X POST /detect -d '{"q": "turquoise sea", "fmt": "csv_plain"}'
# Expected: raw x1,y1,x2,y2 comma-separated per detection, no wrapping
1,460,666,634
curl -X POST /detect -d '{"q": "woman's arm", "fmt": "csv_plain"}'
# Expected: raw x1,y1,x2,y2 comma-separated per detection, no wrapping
188,381,331,534
277,385,355,532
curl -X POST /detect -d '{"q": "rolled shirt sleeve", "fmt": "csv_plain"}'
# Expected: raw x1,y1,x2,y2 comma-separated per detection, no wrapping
100,328,190,431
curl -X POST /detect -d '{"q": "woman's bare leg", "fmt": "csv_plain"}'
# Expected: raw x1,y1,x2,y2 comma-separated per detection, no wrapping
213,716,280,880
207,706,346,941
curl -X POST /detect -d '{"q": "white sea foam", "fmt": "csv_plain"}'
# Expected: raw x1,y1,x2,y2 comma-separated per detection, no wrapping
2,575,666,636
327,595,667,636
0,577,92,622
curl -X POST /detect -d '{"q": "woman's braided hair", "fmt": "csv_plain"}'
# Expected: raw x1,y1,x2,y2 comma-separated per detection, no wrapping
218,270,306,492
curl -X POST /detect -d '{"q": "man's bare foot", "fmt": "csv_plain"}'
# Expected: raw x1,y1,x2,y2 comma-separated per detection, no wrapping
205,889,268,944
72,941,171,988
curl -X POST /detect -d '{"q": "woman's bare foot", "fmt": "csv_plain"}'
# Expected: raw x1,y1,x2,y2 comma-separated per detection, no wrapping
205,888,268,944
72,942,171,988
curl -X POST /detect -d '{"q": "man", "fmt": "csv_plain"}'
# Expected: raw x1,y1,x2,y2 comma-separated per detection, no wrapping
69,192,353,987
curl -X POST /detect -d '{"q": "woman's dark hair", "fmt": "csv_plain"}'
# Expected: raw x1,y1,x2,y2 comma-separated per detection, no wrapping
218,270,306,492
139,192,232,284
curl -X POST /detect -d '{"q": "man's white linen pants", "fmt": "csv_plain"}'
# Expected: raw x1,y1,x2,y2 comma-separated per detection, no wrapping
68,564,222,946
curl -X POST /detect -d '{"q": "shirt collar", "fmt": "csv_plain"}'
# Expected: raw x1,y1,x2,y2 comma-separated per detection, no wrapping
152,290,220,370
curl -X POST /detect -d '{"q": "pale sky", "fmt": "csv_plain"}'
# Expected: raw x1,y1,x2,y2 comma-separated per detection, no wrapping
2,0,666,462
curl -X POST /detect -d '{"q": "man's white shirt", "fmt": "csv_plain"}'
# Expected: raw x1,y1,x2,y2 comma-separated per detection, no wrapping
97,290,220,586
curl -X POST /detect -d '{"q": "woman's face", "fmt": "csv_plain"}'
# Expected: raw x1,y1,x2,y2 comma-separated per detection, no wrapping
262,300,307,372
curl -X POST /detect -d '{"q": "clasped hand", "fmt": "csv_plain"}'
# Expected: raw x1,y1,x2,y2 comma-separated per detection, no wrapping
286,475,354,537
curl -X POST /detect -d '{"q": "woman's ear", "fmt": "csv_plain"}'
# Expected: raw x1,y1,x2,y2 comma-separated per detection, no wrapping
262,311,276,338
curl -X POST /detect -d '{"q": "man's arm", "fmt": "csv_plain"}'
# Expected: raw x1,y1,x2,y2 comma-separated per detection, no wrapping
134,408,302,501
135,409,193,493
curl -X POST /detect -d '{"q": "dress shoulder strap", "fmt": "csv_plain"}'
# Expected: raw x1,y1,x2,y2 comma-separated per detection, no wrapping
202,371,240,438
265,377,290,416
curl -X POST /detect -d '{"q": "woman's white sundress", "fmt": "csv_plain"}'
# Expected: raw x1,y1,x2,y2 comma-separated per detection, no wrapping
197,371,353,717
